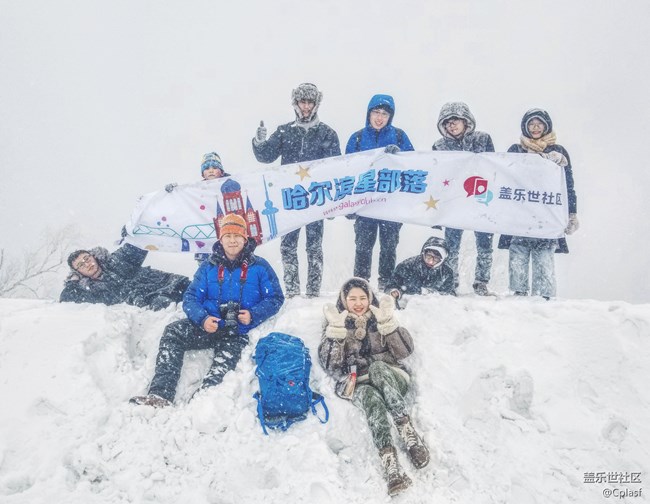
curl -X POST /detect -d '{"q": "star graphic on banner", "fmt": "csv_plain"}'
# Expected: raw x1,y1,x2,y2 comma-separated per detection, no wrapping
296,165,311,181
443,179,450,186
424,196,439,210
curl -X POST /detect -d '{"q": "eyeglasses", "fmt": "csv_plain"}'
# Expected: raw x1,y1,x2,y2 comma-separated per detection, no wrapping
370,109,390,118
73,254,93,271
444,118,464,127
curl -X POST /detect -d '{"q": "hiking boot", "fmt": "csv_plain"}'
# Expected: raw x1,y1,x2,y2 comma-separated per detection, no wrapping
395,415,430,469
129,394,172,408
473,282,490,296
379,445,412,496
514,291,528,297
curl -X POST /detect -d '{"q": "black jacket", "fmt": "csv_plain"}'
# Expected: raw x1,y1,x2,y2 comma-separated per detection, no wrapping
252,120,341,165
385,237,455,297
60,244,190,310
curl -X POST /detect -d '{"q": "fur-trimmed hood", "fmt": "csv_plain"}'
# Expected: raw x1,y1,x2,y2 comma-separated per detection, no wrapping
437,102,477,139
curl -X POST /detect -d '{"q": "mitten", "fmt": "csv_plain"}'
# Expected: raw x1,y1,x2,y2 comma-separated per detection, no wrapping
540,151,568,168
369,295,399,335
565,213,579,235
384,144,401,154
164,183,178,193
323,303,349,339
255,120,267,144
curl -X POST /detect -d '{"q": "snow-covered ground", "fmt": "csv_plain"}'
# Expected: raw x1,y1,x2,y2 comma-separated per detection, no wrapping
0,293,648,503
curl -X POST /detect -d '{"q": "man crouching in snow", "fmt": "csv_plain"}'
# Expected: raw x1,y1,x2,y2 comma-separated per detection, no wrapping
130,214,284,408
60,243,190,311
384,236,456,305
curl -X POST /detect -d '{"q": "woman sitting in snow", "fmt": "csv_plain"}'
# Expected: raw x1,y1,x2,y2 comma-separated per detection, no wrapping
318,277,429,496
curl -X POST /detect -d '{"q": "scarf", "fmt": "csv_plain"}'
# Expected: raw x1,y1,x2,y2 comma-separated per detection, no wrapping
520,131,557,153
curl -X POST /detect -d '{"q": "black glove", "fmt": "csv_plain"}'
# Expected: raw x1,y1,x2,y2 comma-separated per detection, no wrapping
164,183,177,193
384,144,401,154
345,213,358,220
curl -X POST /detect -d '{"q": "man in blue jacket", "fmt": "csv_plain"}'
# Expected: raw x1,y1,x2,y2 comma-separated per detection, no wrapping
252,82,341,298
130,214,284,407
346,94,414,291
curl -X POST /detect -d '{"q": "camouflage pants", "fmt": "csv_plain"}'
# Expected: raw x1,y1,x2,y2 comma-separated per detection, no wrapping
352,361,410,450
148,319,248,402
280,220,324,297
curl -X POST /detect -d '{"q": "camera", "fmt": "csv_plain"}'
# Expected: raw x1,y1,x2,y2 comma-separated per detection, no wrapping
219,301,240,336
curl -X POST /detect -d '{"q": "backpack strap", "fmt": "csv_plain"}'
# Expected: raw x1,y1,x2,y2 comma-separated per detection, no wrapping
253,391,270,435
396,128,403,148
310,393,329,424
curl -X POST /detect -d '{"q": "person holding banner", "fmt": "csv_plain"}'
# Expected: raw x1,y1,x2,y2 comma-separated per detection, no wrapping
130,214,284,407
498,108,579,299
432,101,496,296
345,94,415,292
318,277,428,496
252,82,341,298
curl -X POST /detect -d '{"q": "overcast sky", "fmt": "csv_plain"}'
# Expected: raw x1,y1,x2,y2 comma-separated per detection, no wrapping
1,0,649,303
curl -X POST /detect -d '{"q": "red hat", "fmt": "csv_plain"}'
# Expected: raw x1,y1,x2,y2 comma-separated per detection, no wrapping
218,214,248,239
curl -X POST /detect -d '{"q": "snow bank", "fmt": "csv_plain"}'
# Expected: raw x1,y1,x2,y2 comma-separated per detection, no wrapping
0,295,648,503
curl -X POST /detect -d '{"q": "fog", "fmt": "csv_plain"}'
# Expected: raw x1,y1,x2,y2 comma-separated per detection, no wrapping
1,0,649,302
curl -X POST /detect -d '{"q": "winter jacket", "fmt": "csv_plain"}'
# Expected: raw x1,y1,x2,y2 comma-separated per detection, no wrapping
386,237,455,297
59,244,190,310
318,305,414,382
252,119,341,165
498,109,577,253
183,238,284,334
345,94,415,154
431,102,495,153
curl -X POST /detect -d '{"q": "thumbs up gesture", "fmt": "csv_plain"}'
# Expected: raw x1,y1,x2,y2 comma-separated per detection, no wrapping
255,120,267,143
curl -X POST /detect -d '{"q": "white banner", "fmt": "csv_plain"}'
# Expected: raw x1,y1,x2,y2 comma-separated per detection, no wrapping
124,149,568,253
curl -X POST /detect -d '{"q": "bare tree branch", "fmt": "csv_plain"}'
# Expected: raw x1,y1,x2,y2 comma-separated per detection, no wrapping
0,225,80,298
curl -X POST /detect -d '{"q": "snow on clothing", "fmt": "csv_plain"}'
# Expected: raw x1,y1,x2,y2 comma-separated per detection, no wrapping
146,238,284,402
59,244,190,311
318,279,414,450
346,94,414,288
386,236,455,297
498,109,578,297
252,116,340,297
431,102,495,289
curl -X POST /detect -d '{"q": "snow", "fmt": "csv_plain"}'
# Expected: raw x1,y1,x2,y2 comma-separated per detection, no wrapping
0,294,648,503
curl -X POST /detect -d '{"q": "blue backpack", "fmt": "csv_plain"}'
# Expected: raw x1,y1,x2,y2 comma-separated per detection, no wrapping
253,332,329,435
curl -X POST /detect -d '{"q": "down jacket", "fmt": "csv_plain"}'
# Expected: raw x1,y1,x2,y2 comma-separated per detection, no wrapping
59,244,190,310
345,94,415,153
385,236,455,297
431,101,495,153
252,120,341,165
182,238,284,333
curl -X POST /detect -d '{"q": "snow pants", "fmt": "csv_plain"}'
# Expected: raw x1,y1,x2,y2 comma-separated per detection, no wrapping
352,361,410,450
148,318,249,402
280,220,324,297
508,237,557,298
354,217,402,289
444,227,493,287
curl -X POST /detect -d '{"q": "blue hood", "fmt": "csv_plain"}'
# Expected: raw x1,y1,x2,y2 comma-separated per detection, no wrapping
366,94,395,128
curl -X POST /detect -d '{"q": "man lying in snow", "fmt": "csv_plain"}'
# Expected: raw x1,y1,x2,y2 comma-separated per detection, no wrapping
384,236,456,304
60,243,190,311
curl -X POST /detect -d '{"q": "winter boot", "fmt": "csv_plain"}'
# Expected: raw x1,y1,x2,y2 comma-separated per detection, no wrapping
473,282,490,296
129,394,172,408
395,415,430,469
379,445,412,496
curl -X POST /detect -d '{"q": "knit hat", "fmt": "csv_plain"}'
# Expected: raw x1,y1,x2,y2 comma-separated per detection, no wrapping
521,108,553,138
201,152,224,175
218,213,248,239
